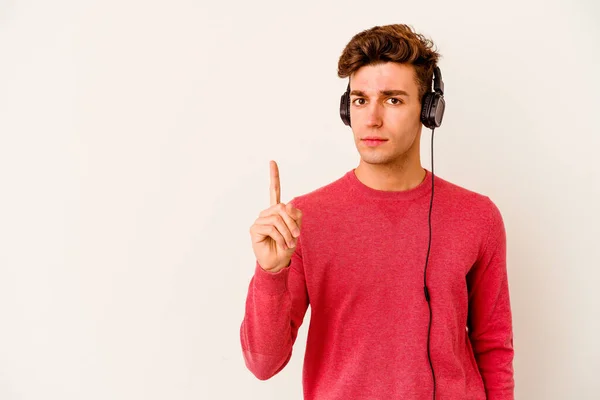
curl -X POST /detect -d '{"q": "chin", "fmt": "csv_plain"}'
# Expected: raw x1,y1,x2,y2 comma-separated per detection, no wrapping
359,146,412,163
359,153,397,165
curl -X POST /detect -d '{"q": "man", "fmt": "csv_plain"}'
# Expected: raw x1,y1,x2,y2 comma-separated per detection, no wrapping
241,24,515,400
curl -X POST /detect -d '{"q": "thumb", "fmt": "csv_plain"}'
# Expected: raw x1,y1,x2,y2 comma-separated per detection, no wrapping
286,202,297,218
286,202,302,227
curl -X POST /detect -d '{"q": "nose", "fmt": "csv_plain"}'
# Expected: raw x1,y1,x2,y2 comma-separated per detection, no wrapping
365,102,383,127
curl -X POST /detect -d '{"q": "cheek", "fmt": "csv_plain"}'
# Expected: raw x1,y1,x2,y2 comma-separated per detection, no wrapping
387,107,420,126
409,105,424,125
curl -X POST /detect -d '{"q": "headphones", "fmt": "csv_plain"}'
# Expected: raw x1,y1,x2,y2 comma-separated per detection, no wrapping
339,65,445,129
339,65,446,400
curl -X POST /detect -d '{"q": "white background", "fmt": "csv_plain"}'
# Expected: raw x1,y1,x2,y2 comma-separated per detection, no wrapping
0,0,599,399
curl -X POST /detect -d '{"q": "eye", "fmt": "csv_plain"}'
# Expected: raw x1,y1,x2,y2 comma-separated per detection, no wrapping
387,98,403,105
351,98,365,106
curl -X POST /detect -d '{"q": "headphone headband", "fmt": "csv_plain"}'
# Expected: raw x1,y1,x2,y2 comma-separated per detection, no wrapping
433,66,444,95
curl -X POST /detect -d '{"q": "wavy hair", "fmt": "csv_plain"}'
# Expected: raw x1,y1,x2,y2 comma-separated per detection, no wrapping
337,24,441,102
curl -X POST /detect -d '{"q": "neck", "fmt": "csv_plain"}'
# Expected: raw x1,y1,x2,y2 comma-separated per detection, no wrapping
354,160,426,192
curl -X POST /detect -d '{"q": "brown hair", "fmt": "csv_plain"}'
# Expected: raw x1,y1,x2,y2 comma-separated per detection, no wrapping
337,24,441,102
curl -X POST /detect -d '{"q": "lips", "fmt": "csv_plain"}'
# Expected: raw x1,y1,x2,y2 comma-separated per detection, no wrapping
361,138,388,147
361,137,387,141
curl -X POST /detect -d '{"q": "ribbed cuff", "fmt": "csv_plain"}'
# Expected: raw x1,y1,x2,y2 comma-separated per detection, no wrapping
253,260,290,295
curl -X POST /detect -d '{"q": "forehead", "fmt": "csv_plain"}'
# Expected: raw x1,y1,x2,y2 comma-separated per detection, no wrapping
350,62,418,94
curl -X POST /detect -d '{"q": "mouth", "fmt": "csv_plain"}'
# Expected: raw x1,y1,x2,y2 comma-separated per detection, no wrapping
361,138,388,147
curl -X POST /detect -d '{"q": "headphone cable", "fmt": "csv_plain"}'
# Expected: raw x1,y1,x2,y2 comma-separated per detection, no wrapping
424,126,436,400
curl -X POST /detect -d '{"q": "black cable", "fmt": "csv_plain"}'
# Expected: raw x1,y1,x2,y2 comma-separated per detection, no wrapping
423,127,436,400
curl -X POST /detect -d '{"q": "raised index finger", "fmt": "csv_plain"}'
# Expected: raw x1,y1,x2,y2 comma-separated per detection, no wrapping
269,160,281,206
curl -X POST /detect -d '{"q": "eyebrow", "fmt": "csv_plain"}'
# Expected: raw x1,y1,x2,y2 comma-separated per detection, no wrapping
349,89,410,97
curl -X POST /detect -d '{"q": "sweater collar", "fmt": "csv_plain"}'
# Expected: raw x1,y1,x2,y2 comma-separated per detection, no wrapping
345,167,434,201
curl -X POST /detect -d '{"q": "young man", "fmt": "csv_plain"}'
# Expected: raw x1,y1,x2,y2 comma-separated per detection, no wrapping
241,24,515,400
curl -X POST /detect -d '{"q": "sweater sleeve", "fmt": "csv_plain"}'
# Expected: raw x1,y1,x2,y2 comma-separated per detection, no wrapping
239,199,310,380
466,198,515,400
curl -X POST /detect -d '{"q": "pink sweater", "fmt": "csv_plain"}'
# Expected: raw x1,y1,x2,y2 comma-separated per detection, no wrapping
240,168,515,399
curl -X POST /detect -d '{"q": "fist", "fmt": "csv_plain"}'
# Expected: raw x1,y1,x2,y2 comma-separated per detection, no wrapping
249,160,303,273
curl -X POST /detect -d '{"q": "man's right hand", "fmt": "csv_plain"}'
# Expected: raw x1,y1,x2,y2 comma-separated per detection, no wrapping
249,160,303,273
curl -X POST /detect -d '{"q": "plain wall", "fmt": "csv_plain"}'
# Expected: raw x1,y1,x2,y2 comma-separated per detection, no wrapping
0,0,599,399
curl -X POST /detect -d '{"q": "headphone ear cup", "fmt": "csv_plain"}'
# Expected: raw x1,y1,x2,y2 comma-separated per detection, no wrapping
431,93,445,128
340,91,351,126
421,92,445,129
421,93,433,129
